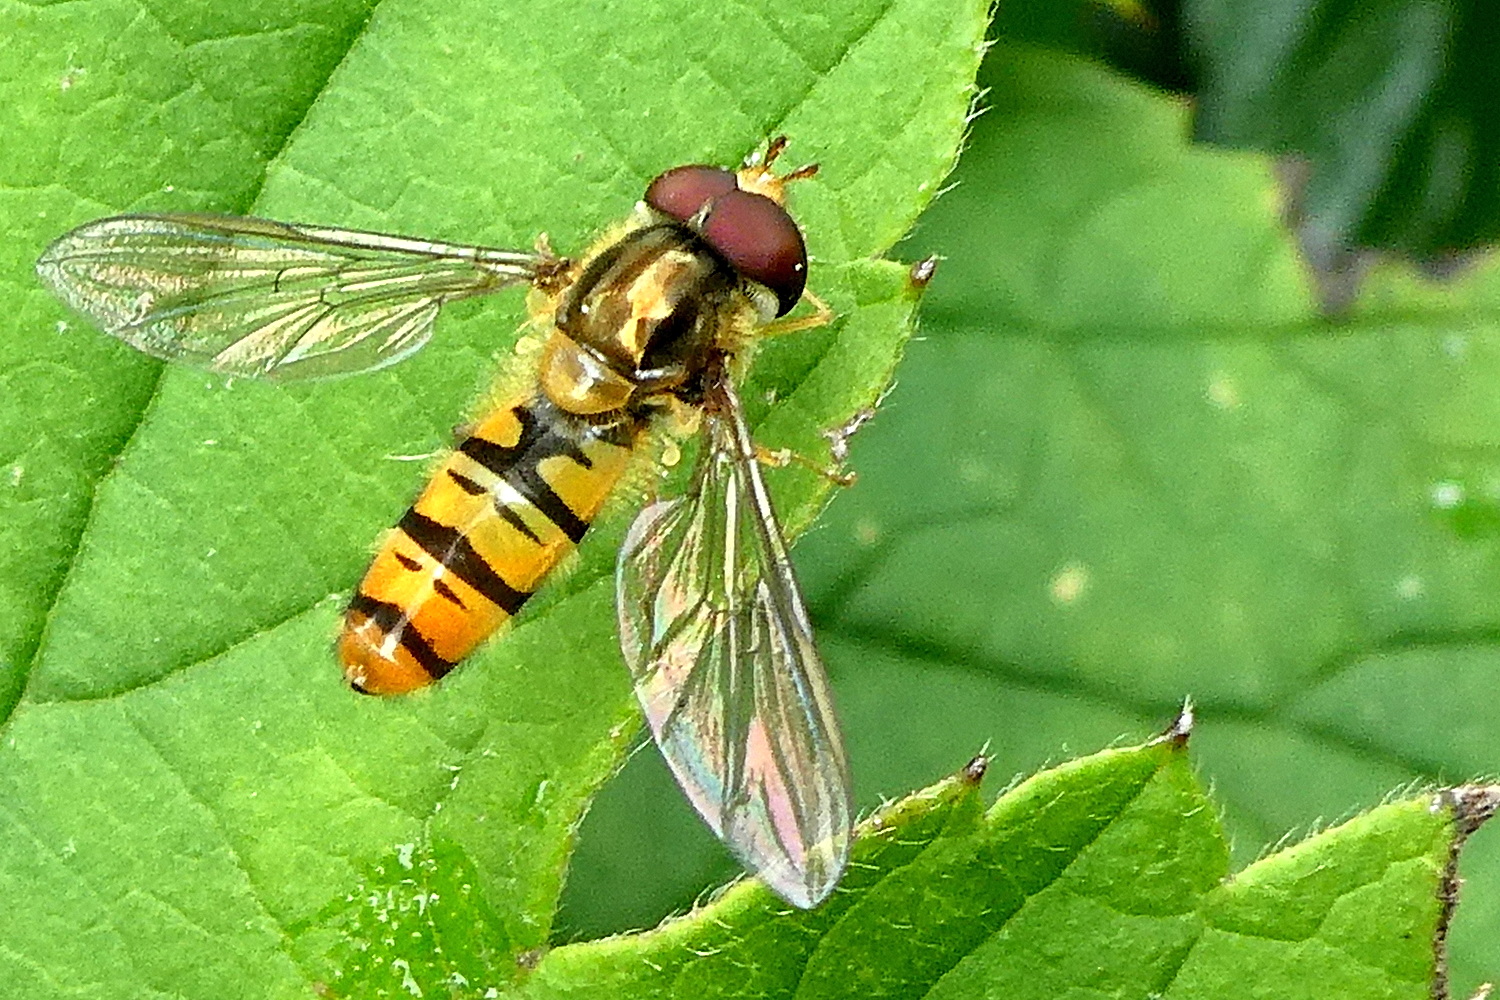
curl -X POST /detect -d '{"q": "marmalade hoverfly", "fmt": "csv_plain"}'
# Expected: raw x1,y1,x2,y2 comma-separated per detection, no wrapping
36,138,852,908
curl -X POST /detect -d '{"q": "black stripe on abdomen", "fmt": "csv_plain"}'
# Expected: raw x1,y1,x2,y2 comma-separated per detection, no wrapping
397,509,530,615
495,502,543,545
347,591,455,681
459,434,590,544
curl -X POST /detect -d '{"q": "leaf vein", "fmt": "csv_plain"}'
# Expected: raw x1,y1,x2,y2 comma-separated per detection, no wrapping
118,706,314,986
3,0,387,736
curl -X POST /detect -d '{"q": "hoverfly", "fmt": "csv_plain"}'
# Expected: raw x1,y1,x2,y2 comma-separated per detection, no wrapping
36,138,852,908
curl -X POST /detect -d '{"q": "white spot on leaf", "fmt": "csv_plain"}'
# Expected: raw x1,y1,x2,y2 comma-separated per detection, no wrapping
1431,481,1465,509
1049,563,1090,606
1206,372,1241,410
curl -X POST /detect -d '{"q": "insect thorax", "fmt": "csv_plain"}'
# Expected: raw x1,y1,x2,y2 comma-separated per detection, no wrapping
540,223,741,417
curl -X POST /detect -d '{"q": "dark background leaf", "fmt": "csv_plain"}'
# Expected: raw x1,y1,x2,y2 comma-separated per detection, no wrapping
993,0,1500,262
1188,0,1500,259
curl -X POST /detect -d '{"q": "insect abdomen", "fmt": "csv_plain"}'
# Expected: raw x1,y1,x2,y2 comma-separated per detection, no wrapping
340,396,638,694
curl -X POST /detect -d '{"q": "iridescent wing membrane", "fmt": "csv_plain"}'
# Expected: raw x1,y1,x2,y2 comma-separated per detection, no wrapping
617,378,853,908
36,214,545,380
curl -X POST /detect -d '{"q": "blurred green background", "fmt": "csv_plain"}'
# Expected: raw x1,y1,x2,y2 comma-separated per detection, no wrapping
560,12,1500,995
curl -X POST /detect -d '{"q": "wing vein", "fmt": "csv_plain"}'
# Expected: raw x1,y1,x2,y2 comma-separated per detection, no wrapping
36,214,545,381
615,377,851,908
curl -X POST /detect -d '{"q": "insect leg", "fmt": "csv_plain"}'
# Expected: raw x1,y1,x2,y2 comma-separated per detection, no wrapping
756,289,835,338
753,443,857,488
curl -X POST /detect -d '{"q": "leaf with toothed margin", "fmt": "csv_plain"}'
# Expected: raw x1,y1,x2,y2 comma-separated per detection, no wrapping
0,0,988,995
520,734,1497,1000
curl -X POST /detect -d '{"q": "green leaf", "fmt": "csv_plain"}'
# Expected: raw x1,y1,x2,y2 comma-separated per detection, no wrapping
524,736,1487,999
0,0,988,996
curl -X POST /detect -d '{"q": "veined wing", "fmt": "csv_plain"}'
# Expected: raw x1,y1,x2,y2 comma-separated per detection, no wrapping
36,214,549,380
617,377,852,909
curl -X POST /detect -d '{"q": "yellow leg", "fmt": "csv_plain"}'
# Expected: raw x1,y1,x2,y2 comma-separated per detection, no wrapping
755,442,857,487
750,287,863,484
737,136,820,208
757,289,836,338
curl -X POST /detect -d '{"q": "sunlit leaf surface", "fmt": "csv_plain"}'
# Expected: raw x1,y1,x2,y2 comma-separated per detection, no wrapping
0,0,986,994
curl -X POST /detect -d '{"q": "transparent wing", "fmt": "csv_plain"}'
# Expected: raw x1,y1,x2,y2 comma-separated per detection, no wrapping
35,214,548,380
617,378,852,909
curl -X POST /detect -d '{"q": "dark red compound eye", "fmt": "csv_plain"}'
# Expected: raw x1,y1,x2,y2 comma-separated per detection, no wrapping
645,165,809,316
644,165,737,223
699,189,807,316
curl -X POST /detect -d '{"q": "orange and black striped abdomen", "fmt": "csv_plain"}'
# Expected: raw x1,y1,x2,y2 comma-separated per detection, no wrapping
340,395,640,694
